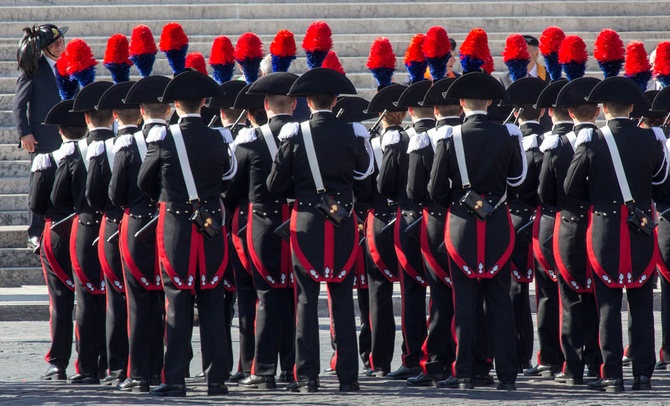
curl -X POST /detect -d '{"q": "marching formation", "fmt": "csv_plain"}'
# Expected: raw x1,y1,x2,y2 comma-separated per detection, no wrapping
13,19,670,397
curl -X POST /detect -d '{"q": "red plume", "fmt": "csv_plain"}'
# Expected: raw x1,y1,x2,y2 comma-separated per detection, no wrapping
270,29,296,57
653,41,670,76
460,28,490,60
404,33,426,64
129,24,156,55
234,32,263,61
483,53,495,74
64,38,97,74
422,26,450,59
56,50,70,77
502,34,529,62
103,34,132,65
322,50,345,75
159,22,188,52
209,36,235,65
558,36,588,64
624,41,651,76
302,20,332,52
366,37,396,70
593,29,624,63
539,26,565,55
185,52,207,75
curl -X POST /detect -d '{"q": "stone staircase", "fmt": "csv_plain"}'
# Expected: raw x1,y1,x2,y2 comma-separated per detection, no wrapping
0,0,667,316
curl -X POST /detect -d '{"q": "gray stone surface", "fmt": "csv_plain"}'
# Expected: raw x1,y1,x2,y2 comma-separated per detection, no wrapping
0,225,30,248
0,177,28,194
0,268,43,288
0,248,41,268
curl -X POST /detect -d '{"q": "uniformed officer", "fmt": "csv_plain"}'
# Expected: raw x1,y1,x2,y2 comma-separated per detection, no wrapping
138,71,235,397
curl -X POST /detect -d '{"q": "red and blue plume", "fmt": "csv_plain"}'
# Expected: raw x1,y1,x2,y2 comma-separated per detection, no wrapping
64,38,97,87
624,41,652,91
270,29,296,73
366,37,396,88
54,50,78,100
302,20,332,69
483,52,495,74
422,26,450,80
129,25,157,78
502,34,530,81
322,50,345,75
159,22,189,75
209,36,235,84
404,34,427,83
593,29,624,78
459,28,490,74
539,26,565,81
103,34,132,84
653,41,670,88
185,52,207,75
558,35,588,81
235,32,264,84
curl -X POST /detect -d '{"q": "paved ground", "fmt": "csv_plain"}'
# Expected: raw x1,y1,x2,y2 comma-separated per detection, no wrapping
1,313,670,404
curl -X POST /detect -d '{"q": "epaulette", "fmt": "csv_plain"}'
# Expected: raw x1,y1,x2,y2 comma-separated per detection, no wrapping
434,125,453,142
575,128,593,147
407,131,431,153
86,140,105,161
522,134,539,151
278,122,299,141
112,134,134,154
380,130,401,152
652,127,667,143
217,127,234,144
146,126,167,143
232,127,256,146
539,134,560,153
352,122,371,139
505,123,523,140
53,142,76,164
30,153,51,172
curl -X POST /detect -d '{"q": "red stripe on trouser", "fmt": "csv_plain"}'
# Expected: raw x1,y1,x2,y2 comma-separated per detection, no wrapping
326,284,337,370
419,297,433,374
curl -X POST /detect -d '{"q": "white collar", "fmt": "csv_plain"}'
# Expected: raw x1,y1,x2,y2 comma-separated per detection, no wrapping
143,119,168,127
464,110,488,117
521,120,540,125
606,117,630,123
438,116,461,120
311,110,332,114
268,113,292,120
178,113,201,118
89,126,111,132
528,64,538,78
45,57,57,70
118,124,138,131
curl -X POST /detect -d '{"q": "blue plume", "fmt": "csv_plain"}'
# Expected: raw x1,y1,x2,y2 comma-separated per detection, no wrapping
405,60,427,83
561,61,585,81
505,58,529,82
370,67,395,88
104,62,130,84
164,45,188,75
211,63,234,84
71,67,96,88
597,60,623,79
55,69,79,100
543,52,562,81
238,57,261,84
627,71,652,92
460,55,484,74
129,53,155,78
305,50,328,69
272,55,296,73
426,53,449,81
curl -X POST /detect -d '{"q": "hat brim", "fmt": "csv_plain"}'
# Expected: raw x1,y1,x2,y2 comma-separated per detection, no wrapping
287,68,357,96
445,72,507,101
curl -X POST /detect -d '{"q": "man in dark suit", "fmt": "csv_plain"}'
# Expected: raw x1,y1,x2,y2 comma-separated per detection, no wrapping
13,24,68,248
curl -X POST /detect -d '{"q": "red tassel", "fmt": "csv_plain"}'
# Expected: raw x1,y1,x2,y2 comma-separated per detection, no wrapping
302,20,333,52
209,36,235,65
404,33,426,64
270,29,296,57
159,22,188,52
367,37,396,70
593,29,624,63
103,34,132,65
483,53,495,74
185,52,207,75
234,32,263,61
64,38,97,74
502,34,529,62
322,50,345,75
460,28,490,60
624,41,651,76
423,26,450,59
653,41,670,76
129,24,156,56
558,36,588,64
539,26,565,55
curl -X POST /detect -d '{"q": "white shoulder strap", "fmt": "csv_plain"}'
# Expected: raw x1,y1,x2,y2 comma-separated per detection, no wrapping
300,121,326,193
170,124,200,203
104,138,115,169
370,136,383,169
259,124,278,160
601,125,633,204
451,126,471,188
427,128,438,152
405,127,417,139
78,139,89,172
133,130,148,162
565,131,577,152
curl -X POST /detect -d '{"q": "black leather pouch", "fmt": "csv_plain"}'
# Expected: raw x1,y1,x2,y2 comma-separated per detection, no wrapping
627,204,656,239
316,193,349,227
459,190,495,221
190,205,221,240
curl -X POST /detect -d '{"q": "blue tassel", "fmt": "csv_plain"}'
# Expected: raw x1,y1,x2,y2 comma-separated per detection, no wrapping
305,50,328,69
238,57,262,84
562,61,586,81
211,63,234,84
597,60,623,79
164,46,188,75
426,54,449,81
626,71,652,92
55,70,79,100
104,62,130,84
406,60,428,83
130,53,155,78
71,66,96,88
460,55,484,75
505,58,529,82
272,55,296,73
370,67,395,88
543,52,562,81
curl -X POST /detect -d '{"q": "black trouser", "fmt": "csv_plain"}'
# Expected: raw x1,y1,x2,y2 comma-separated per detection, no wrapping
510,279,533,368
357,287,372,369
422,268,454,376
451,260,517,384
73,282,107,377
40,229,74,370
399,271,427,368
27,151,45,239
593,277,655,380
105,279,128,378
124,273,164,380
294,260,358,384
557,275,601,378
223,289,236,374
162,276,230,385
366,266,395,373
661,275,670,363
234,265,257,374
252,274,295,376
534,264,563,367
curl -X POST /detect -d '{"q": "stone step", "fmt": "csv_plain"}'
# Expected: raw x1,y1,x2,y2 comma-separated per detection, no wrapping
1,1,666,24
1,15,670,38
0,0,462,5
0,143,29,160
0,210,29,226
0,267,43,287
0,127,14,144
0,194,27,212
0,225,29,248
0,160,29,177
0,248,41,268
0,177,29,194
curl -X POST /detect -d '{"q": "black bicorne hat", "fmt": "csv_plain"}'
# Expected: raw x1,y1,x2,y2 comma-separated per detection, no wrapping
631,90,665,119
160,70,221,103
534,78,568,109
554,77,601,107
71,81,114,112
396,80,432,108
44,99,86,126
586,76,648,105
366,84,408,114
96,81,138,110
422,77,459,107
124,76,171,104
445,72,507,101
247,72,299,96
287,68,357,96
504,77,547,106
334,96,376,122
207,80,247,109
233,83,264,110
652,86,670,112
